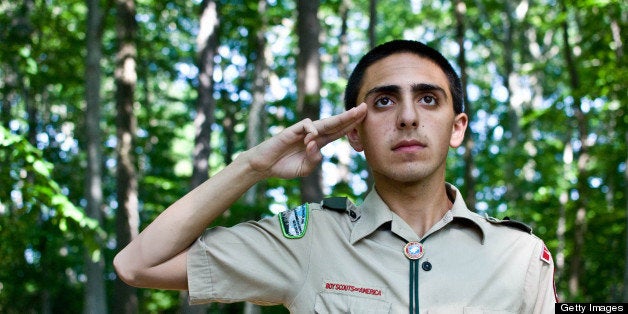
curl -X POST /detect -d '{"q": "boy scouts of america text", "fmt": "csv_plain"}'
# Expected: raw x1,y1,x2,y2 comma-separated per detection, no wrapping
324,282,382,296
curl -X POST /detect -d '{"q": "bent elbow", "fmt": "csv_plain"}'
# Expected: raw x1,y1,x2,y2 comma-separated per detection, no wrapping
113,251,142,287
113,246,189,290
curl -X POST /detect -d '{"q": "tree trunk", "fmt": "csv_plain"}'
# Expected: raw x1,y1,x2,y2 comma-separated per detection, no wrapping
83,0,107,312
502,0,523,205
222,101,236,166
180,1,219,312
1,69,17,130
296,0,323,203
454,0,475,210
337,0,350,80
368,0,376,48
113,0,139,312
244,0,270,206
560,2,588,297
190,0,219,190
332,0,357,189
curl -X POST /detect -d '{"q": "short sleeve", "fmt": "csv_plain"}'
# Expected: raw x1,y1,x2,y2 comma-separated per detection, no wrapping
523,239,557,313
187,214,313,306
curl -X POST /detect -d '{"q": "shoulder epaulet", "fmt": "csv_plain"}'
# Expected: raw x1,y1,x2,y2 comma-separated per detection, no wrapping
485,215,532,234
321,197,348,212
322,197,360,221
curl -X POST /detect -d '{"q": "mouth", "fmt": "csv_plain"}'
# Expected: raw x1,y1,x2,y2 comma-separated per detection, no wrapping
392,139,427,152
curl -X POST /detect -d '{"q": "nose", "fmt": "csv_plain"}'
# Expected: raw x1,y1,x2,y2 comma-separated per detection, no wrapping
397,101,418,129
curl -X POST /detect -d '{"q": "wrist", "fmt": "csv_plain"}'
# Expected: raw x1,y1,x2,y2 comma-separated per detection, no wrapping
233,149,269,183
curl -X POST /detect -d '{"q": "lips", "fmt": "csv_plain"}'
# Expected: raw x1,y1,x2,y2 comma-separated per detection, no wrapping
392,139,426,152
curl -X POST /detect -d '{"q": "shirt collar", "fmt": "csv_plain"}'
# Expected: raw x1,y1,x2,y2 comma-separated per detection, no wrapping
350,189,394,244
350,183,486,244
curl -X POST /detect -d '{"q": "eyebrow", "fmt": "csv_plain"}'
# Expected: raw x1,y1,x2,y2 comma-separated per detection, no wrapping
363,83,449,101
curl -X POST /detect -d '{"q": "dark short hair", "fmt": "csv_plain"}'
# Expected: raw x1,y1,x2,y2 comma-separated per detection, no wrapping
344,40,464,114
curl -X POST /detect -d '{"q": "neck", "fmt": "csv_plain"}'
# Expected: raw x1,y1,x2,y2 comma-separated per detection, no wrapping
373,177,452,238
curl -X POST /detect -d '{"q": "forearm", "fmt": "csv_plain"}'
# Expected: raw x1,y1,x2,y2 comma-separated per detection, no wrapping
113,151,264,288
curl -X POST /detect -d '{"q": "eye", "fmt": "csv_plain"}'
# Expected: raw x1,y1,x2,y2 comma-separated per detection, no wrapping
374,96,395,108
419,95,437,106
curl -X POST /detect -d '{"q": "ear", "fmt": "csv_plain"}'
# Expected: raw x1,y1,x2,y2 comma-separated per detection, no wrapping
347,128,364,152
449,113,468,148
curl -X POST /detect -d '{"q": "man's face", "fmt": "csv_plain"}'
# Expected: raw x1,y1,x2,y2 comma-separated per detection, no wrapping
348,53,468,185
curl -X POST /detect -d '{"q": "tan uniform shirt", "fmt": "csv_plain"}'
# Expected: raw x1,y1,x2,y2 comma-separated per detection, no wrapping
188,184,556,313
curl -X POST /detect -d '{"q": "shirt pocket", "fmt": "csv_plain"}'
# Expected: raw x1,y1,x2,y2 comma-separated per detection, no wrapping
314,292,391,314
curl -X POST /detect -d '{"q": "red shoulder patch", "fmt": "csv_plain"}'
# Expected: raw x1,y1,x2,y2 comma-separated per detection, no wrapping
541,244,551,264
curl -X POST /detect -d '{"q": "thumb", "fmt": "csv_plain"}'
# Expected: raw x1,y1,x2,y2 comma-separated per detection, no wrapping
305,140,322,164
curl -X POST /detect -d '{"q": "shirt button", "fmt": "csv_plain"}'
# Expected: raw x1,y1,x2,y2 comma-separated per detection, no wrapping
422,261,432,271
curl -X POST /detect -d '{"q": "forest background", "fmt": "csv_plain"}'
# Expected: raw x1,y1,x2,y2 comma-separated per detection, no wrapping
1,0,626,313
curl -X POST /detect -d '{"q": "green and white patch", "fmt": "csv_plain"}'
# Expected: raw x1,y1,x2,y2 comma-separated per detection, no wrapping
279,204,309,239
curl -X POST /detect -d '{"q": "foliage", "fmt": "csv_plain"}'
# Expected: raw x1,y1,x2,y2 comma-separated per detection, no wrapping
0,0,626,311
0,126,104,312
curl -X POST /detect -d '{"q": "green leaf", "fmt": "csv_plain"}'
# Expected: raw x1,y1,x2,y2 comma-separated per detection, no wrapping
32,160,51,177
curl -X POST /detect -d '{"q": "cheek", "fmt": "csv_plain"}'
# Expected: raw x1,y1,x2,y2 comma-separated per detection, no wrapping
422,117,453,135
359,129,383,155
361,125,392,150
435,129,456,151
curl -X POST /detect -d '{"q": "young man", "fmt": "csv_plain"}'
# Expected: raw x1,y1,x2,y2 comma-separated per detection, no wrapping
114,40,556,313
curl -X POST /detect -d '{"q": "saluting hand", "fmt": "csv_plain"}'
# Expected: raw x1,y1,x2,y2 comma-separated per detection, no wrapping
243,103,367,180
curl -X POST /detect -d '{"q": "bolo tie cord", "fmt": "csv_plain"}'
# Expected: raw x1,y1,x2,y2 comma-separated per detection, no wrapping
409,259,420,314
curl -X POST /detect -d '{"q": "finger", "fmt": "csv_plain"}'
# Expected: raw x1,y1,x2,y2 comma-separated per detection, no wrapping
272,118,315,148
305,140,322,163
302,118,319,144
313,103,367,146
315,103,366,135
293,140,322,177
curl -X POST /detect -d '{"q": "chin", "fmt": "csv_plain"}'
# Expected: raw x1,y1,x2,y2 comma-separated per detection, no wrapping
378,169,435,185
